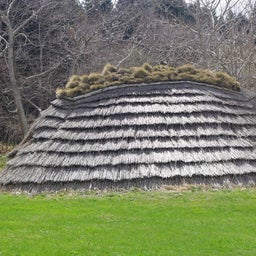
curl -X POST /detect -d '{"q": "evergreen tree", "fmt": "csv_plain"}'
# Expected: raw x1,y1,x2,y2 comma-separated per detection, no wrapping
82,0,112,18
153,0,194,23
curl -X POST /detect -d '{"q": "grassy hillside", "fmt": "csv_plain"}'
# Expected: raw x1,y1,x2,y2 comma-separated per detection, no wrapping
0,189,256,255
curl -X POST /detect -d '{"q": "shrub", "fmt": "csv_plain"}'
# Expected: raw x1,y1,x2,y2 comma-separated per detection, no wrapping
70,75,81,82
89,84,105,90
102,63,117,75
194,74,217,85
66,81,80,89
81,75,89,83
133,67,149,78
176,73,197,81
166,70,178,80
56,88,66,97
215,72,239,90
150,71,168,81
117,68,132,75
142,63,153,72
88,73,104,84
105,73,120,82
65,87,85,97
176,64,197,74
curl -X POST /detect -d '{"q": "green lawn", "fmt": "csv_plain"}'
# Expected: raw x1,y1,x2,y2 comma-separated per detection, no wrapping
0,189,256,256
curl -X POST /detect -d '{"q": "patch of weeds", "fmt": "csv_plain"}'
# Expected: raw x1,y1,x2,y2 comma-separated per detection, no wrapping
0,155,6,170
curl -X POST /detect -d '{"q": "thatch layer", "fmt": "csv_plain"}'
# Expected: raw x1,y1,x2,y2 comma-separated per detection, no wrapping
3,174,256,193
1,81,256,191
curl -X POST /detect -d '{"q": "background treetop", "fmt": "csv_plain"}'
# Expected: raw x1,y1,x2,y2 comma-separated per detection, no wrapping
1,0,256,142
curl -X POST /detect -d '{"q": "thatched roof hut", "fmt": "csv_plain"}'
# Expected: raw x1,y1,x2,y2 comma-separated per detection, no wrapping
1,81,256,191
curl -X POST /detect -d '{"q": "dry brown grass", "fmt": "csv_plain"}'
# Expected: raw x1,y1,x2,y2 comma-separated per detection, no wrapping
56,63,240,98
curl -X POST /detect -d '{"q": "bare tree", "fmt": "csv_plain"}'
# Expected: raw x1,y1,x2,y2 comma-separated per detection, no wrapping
0,0,87,139
1,0,256,143
0,0,49,136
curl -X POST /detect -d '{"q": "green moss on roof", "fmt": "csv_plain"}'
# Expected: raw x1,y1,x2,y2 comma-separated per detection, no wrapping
56,64,240,98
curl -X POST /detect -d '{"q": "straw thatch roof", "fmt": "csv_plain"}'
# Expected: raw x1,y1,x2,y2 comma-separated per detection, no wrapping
1,81,256,192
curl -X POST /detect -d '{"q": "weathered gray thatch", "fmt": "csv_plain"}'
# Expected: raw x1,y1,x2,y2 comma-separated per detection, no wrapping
1,81,256,192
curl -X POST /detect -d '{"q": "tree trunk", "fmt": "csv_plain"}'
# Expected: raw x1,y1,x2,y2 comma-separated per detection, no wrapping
8,26,29,137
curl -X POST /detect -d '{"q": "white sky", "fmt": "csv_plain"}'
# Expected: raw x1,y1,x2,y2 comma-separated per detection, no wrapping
187,0,255,15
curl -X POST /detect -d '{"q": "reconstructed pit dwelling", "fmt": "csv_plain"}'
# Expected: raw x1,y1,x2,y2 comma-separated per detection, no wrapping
1,64,256,192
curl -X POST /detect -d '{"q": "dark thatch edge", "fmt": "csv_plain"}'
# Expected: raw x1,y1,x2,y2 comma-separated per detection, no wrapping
57,81,250,102
1,174,256,194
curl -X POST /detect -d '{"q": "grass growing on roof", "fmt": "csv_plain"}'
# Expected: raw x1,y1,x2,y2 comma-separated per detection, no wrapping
0,189,256,255
56,63,240,98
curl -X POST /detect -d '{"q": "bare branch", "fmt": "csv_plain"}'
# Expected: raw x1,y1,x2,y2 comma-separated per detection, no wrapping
237,52,255,76
7,0,17,18
0,10,9,25
23,95,42,113
24,61,63,81
116,44,139,67
0,35,9,56
13,6,46,35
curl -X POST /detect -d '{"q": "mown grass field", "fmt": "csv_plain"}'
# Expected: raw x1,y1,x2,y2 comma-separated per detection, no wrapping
1,150,256,255
0,188,256,256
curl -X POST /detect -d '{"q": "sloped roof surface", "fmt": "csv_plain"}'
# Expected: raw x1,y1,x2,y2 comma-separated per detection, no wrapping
1,81,256,190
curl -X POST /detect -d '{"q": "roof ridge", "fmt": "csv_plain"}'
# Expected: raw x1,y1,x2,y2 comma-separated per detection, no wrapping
57,81,245,102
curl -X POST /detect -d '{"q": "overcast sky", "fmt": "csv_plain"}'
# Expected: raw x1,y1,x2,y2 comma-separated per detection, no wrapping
187,0,255,15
